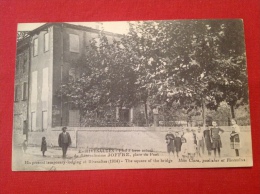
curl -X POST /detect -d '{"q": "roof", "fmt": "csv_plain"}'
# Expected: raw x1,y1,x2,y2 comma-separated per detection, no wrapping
28,22,123,38
17,22,123,49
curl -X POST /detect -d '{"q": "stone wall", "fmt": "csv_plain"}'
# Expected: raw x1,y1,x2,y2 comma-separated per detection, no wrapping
27,126,251,151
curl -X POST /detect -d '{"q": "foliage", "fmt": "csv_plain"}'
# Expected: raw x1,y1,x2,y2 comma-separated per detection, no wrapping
61,32,137,118
60,20,249,126
125,20,248,124
132,111,147,126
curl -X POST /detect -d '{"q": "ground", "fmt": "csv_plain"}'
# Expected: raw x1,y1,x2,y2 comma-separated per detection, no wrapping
12,129,253,171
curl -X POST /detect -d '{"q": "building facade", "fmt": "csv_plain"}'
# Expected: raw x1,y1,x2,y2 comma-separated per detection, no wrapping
14,23,130,144
13,36,30,143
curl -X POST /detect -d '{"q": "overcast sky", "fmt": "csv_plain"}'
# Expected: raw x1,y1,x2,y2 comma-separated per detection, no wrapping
18,22,130,34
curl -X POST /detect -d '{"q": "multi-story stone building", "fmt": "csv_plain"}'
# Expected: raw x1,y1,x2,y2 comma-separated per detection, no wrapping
13,34,30,144
14,23,132,145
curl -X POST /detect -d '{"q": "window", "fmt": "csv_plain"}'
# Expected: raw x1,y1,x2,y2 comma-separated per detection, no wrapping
44,33,49,52
14,85,19,101
14,114,22,130
41,68,49,102
31,71,37,103
23,120,28,134
22,82,28,100
42,111,48,131
31,112,36,131
95,38,101,47
119,108,130,122
22,55,27,73
33,38,38,56
69,34,79,53
69,68,75,82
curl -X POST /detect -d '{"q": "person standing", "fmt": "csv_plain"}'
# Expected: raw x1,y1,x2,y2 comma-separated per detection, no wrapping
165,130,175,158
203,125,212,156
41,137,47,157
58,127,72,158
174,132,182,158
180,131,188,159
196,127,205,157
230,119,241,157
210,121,224,157
22,140,28,153
183,128,196,159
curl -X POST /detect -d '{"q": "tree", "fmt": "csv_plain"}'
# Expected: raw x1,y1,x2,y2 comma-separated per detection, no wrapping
216,20,248,118
61,20,249,126
125,20,248,125
61,31,138,125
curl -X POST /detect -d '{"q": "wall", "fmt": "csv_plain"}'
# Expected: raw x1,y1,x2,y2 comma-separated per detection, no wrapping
52,25,86,127
51,24,118,127
52,25,63,127
28,26,53,132
27,126,251,151
13,46,30,144
28,129,76,147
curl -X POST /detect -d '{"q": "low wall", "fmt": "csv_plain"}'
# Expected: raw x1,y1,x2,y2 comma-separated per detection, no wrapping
28,130,77,147
27,126,251,150
77,130,166,151
13,131,26,146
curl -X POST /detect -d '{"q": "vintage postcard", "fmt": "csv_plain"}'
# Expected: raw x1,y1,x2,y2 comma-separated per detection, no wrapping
12,20,252,171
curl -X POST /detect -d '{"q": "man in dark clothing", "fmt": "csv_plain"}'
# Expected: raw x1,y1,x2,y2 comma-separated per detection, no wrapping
58,127,72,158
210,121,224,157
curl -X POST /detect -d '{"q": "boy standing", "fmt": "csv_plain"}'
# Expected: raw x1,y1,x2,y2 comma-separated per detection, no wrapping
210,121,224,157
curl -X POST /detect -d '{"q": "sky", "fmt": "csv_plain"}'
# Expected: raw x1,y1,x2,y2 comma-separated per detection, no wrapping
18,22,130,34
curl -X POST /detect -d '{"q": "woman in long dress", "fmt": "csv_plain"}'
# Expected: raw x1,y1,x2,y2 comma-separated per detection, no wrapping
183,128,196,159
230,119,241,156
174,132,182,157
196,127,204,157
165,131,175,157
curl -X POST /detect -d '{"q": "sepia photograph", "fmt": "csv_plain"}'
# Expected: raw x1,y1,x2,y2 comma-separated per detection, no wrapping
12,20,252,171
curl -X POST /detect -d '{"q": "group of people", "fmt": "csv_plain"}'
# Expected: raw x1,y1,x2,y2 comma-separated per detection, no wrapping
22,126,72,158
22,119,241,159
165,119,241,159
40,127,72,158
41,127,72,158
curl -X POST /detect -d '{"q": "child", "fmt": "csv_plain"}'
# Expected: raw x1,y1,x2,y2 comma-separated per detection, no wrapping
203,125,212,156
165,130,175,158
230,119,241,156
41,137,47,157
180,135,188,159
196,127,205,157
210,121,224,157
174,132,182,157
22,140,28,153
